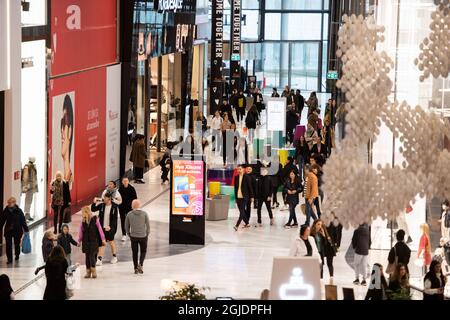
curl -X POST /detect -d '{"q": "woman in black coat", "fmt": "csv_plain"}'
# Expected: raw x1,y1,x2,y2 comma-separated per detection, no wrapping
283,171,302,228
44,246,68,300
311,219,336,280
295,135,310,182
270,163,282,209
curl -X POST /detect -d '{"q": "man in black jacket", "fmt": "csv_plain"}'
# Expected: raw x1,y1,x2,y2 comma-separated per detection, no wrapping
310,135,328,161
256,167,274,226
295,89,305,115
118,177,138,242
245,166,257,220
352,223,371,285
91,193,119,265
387,229,411,272
234,166,254,231
0,197,29,264
252,88,264,115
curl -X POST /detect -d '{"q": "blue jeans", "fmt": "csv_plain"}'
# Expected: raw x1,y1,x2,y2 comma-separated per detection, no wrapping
297,157,305,182
305,200,318,226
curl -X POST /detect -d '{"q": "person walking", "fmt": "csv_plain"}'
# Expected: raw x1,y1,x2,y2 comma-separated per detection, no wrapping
439,200,450,239
245,105,258,143
365,263,388,300
252,87,264,115
244,166,257,221
211,110,223,153
423,260,447,300
290,225,320,258
327,213,343,251
271,88,280,98
306,91,318,116
130,135,147,184
0,274,14,300
125,199,150,274
102,180,122,206
236,90,247,123
387,229,411,275
286,106,299,146
234,137,249,165
118,177,138,242
221,113,233,166
270,162,282,209
0,197,29,264
43,246,68,300
295,89,305,116
304,165,318,226
352,223,371,285
281,85,290,98
234,166,254,231
256,166,274,226
418,223,432,274
91,193,119,265
57,224,78,266
283,171,302,228
310,135,327,160
50,171,70,234
34,230,56,275
78,206,105,279
311,219,336,283
294,135,310,182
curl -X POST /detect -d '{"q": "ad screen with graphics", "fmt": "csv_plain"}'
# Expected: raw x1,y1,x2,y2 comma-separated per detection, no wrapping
171,160,204,216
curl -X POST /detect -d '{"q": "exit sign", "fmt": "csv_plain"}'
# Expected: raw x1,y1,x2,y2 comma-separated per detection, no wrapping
231,54,240,61
327,70,338,80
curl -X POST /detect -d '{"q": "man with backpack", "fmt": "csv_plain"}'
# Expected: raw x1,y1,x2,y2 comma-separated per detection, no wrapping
236,90,247,123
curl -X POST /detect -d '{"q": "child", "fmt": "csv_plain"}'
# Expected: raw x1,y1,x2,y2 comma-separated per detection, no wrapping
57,224,78,266
34,230,55,275
160,142,173,184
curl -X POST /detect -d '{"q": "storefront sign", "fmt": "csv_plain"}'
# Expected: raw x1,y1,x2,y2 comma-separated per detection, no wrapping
230,0,241,92
158,0,184,12
171,159,205,216
210,0,224,114
51,0,117,77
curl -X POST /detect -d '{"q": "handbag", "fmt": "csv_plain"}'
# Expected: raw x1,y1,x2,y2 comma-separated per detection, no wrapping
63,206,72,223
21,232,31,254
66,274,74,298
300,203,306,215
414,252,425,267
385,247,397,274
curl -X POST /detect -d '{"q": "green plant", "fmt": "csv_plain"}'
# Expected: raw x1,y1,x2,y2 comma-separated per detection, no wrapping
160,283,209,300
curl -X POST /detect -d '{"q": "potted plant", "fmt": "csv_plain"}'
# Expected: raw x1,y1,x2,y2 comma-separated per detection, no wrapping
160,282,209,300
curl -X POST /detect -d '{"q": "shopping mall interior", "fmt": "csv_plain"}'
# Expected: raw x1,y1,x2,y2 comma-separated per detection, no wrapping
1,0,450,303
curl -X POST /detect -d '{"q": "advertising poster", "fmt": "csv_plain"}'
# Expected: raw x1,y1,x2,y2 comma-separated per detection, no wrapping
171,159,205,216
266,98,286,132
49,67,107,205
105,65,121,183
51,0,117,76
210,0,224,114
230,0,241,92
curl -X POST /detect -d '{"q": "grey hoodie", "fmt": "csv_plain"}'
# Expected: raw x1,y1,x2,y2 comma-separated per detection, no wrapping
124,209,150,238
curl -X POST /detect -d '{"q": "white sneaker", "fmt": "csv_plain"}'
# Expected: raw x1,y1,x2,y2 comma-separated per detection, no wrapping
121,235,126,242
96,258,103,266
280,204,289,211
111,256,118,264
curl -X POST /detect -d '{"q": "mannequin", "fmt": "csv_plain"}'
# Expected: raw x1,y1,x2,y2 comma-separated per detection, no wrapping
21,156,38,221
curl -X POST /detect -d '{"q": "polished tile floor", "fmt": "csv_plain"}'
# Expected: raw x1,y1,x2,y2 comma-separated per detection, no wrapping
2,111,426,300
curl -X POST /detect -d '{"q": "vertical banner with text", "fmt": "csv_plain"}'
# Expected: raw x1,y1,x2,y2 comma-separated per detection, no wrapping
210,0,224,115
230,0,241,92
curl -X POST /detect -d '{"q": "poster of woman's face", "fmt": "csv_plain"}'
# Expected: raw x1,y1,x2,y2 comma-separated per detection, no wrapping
52,92,75,187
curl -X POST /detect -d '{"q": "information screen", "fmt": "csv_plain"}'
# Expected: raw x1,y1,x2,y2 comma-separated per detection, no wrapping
171,159,205,216
266,98,286,132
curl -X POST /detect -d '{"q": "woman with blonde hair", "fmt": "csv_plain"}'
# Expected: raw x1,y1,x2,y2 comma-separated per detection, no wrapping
417,223,432,274
77,206,105,279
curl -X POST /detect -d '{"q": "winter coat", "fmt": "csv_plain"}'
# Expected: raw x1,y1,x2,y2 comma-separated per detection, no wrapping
0,205,29,237
91,203,119,235
43,257,68,300
42,238,54,262
78,216,105,254
388,241,411,266
284,179,302,206
118,184,138,217
352,224,371,255
57,233,77,255
130,139,147,169
256,175,273,200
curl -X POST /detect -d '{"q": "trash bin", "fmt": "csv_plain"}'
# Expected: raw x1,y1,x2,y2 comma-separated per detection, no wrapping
206,195,230,221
